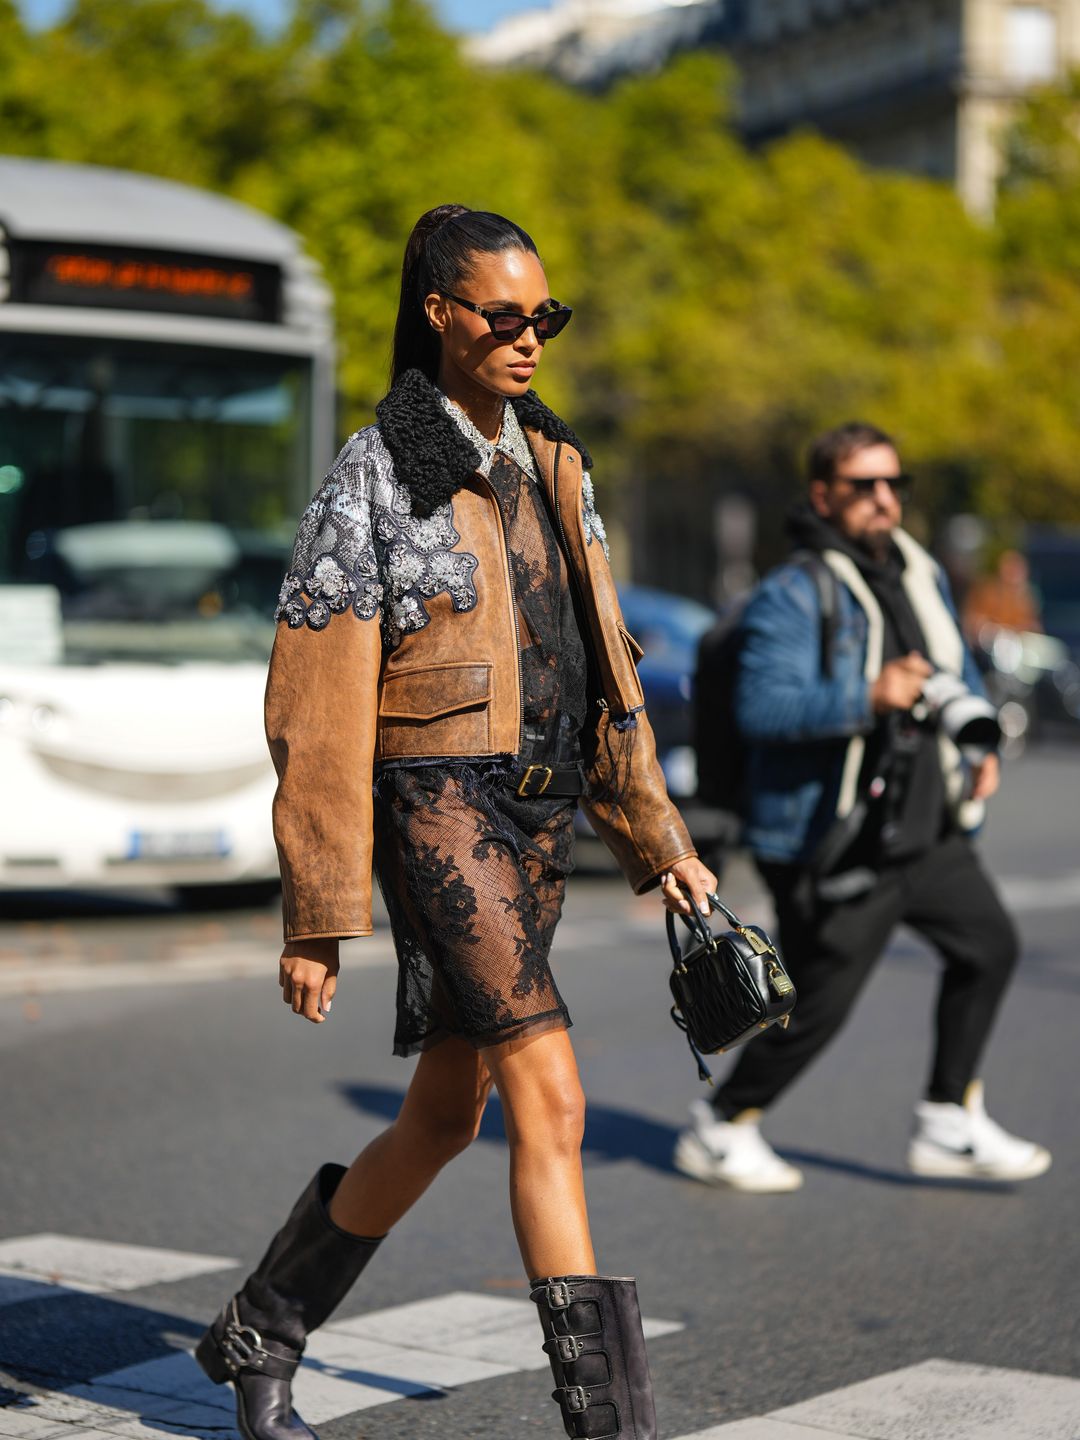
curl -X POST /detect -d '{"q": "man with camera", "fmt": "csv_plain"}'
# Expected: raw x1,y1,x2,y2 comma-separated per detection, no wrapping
675,422,1051,1193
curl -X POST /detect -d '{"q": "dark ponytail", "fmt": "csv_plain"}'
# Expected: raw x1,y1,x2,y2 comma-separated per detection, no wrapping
390,205,540,386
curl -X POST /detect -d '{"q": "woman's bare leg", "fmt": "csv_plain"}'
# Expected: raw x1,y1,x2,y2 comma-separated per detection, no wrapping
482,1027,596,1279
329,1035,493,1236
327,1026,595,1282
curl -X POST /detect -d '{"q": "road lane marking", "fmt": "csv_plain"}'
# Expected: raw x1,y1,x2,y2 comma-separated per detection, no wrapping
673,1423,850,1439
999,871,1080,912
324,1289,682,1372
671,1358,1080,1438
0,1235,237,1306
1,1235,1076,1437
0,1245,683,1435
770,1357,1080,1438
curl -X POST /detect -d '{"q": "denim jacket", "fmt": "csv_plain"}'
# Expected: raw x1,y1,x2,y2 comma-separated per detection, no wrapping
736,535,986,864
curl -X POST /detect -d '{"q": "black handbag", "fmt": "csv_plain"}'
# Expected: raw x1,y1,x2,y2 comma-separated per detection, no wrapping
667,890,797,1081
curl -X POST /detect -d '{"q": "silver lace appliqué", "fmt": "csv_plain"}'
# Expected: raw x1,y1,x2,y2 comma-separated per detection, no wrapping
437,391,541,483
275,426,479,648
581,471,609,560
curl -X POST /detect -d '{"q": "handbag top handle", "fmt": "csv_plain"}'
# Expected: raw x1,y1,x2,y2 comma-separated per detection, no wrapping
666,888,743,965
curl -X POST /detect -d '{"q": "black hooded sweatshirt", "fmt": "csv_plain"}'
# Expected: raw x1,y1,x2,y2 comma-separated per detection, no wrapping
786,503,947,863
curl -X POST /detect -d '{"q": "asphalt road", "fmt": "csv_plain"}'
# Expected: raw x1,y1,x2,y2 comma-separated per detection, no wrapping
1,747,1078,1437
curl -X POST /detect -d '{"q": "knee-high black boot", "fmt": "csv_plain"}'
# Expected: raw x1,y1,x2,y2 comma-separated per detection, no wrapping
196,1164,383,1440
531,1275,658,1439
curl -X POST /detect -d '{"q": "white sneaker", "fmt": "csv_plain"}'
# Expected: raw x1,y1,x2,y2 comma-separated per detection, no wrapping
673,1099,804,1193
907,1081,1052,1181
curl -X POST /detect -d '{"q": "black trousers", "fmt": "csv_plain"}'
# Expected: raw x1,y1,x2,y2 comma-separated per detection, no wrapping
712,833,1019,1118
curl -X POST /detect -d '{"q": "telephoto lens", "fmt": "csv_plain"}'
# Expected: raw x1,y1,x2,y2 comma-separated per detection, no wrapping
916,670,1002,756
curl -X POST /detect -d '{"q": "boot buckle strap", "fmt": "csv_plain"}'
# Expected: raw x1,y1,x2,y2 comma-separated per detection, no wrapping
561,1384,592,1413
545,1334,585,1363
219,1322,299,1380
546,1280,573,1309
219,1300,300,1380
221,1320,266,1374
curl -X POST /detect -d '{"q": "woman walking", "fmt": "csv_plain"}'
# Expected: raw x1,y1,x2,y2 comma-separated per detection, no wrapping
197,204,716,1440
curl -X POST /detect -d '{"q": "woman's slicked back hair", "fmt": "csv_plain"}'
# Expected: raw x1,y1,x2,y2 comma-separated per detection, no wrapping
390,205,539,386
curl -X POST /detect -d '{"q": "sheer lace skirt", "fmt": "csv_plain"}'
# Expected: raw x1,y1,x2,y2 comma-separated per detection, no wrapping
373,764,575,1056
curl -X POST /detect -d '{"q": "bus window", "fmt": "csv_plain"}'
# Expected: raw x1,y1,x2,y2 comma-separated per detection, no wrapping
0,336,312,663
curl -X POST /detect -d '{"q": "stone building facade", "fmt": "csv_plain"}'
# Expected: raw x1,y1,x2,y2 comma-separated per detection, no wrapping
472,0,1080,215
724,0,1080,215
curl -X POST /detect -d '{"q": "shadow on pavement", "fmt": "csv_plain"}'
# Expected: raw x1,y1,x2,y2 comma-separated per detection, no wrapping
0,1290,207,1416
776,1147,1018,1193
339,1084,1024,1193
338,1083,682,1175
0,1287,437,1434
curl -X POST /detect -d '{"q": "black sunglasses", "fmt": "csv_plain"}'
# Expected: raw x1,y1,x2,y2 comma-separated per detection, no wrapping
836,473,914,498
441,293,573,342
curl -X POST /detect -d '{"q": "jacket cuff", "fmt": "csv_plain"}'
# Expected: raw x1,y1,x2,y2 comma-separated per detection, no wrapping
283,926,374,942
632,847,698,895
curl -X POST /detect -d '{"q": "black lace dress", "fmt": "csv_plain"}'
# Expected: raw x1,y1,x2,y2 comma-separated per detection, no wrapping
373,439,589,1056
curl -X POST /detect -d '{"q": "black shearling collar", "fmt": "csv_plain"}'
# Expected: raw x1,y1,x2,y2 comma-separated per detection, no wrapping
375,367,593,519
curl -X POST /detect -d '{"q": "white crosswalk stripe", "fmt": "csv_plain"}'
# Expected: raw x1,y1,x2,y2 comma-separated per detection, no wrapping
671,1358,1080,1438
0,1235,237,1308
3,1235,1078,1438
0,1236,681,1437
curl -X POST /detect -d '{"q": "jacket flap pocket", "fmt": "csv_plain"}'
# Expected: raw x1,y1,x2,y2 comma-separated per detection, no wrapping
379,662,493,720
618,623,644,662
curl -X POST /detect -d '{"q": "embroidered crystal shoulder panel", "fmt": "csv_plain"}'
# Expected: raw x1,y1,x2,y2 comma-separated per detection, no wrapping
275,426,479,649
581,471,609,560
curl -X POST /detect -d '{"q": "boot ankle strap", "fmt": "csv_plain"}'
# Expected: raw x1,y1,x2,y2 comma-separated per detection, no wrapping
553,1384,620,1438
559,1383,593,1413
219,1301,300,1381
544,1333,586,1363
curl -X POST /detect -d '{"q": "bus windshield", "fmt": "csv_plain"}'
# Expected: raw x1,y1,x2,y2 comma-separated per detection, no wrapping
0,335,311,664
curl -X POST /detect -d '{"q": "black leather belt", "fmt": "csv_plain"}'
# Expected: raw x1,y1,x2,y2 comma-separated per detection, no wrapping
508,763,585,798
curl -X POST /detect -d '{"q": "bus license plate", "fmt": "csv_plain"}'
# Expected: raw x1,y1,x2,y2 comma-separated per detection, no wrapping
126,830,231,861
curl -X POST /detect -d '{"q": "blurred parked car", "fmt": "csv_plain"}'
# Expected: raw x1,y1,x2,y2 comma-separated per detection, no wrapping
1025,527,1080,738
576,583,719,854
616,584,717,798
969,625,1069,757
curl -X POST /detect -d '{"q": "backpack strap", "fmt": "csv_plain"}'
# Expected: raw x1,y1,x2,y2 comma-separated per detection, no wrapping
790,550,838,680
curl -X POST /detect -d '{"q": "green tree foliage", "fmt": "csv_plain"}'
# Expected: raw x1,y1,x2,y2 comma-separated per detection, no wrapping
3,0,1080,585
981,78,1080,527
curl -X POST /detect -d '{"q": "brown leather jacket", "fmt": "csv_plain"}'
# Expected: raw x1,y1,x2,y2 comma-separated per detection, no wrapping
266,369,696,941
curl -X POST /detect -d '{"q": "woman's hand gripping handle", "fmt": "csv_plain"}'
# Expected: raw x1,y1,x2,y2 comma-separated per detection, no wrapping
279,937,339,1024
660,856,718,917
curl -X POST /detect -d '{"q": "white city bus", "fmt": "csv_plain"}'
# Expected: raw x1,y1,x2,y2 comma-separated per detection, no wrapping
0,158,335,897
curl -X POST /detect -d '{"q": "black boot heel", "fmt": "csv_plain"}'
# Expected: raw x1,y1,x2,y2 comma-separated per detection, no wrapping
195,1329,230,1384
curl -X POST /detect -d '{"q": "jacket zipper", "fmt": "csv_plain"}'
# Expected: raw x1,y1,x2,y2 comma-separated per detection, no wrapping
478,473,525,754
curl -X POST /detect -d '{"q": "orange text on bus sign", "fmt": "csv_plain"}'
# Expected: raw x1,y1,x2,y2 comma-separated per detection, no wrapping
45,253,256,302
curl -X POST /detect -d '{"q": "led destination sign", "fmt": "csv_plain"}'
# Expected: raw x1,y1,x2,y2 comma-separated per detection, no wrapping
6,239,281,324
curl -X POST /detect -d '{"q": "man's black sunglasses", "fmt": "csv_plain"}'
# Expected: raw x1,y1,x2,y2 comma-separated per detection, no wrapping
442,293,573,342
836,473,914,498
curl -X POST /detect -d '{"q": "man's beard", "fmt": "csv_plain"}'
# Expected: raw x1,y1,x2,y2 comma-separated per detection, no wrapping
856,529,893,562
